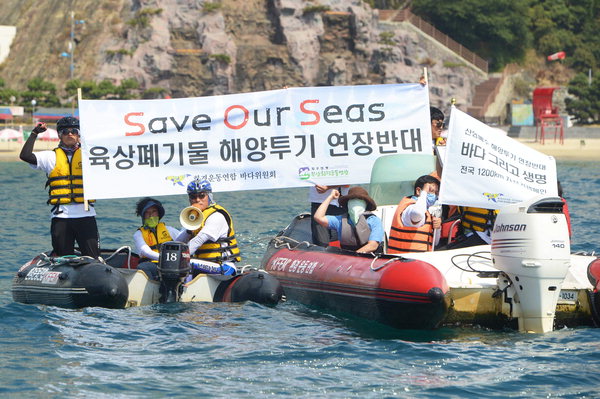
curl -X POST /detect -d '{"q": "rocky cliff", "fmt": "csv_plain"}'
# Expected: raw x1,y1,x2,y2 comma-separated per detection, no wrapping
0,0,486,110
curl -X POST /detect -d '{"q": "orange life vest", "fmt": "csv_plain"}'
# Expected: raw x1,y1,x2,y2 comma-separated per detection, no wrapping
388,197,434,253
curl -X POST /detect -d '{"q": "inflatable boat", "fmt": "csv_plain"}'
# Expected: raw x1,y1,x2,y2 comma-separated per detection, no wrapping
262,214,450,329
262,154,600,332
12,241,283,309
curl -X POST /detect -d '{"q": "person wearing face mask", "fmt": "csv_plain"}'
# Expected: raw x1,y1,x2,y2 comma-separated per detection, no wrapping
133,197,181,280
19,117,100,258
314,186,384,253
388,175,442,254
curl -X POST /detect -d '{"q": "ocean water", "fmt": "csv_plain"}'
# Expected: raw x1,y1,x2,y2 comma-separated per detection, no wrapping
1,160,600,398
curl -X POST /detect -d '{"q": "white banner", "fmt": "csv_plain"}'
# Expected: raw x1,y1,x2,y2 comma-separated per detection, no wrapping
438,107,557,209
79,84,430,200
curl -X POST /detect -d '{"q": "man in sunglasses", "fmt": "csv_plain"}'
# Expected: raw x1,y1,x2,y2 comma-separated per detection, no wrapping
176,178,241,265
19,116,100,258
430,106,446,146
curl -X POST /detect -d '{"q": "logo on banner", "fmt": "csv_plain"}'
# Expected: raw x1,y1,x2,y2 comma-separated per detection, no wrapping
483,192,504,202
166,174,192,186
298,166,350,180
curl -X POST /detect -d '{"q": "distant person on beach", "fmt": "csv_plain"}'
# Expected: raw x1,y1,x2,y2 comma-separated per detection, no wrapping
133,197,181,280
176,178,241,266
314,186,384,253
388,175,442,254
309,184,349,246
19,117,100,258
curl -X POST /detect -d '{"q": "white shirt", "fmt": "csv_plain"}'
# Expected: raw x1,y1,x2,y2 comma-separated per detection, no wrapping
31,150,97,219
133,225,182,260
176,211,229,255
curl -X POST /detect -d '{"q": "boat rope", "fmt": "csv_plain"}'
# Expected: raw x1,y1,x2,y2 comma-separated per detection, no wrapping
370,256,403,272
271,236,314,251
42,254,97,267
104,246,133,269
450,251,494,274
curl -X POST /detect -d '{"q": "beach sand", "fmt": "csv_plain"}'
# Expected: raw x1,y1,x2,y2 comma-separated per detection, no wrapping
1,137,599,162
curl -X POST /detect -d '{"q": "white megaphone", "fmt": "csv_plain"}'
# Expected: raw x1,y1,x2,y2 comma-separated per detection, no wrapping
180,206,204,231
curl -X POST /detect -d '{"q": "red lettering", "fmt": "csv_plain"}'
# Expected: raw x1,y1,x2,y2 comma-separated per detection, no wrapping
124,112,145,136
300,99,320,126
224,105,249,130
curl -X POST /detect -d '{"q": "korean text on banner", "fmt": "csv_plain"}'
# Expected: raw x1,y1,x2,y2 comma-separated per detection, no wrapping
438,107,557,210
79,84,430,200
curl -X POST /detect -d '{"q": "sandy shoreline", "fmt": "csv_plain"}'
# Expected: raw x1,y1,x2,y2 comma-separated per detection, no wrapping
1,137,599,162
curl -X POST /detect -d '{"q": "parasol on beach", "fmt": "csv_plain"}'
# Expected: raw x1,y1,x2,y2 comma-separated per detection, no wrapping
37,128,59,141
0,128,23,142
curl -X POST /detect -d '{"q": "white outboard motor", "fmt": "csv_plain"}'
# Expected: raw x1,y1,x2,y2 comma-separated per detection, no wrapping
491,196,571,333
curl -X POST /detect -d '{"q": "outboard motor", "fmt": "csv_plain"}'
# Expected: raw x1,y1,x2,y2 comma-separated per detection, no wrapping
157,241,192,303
491,196,571,333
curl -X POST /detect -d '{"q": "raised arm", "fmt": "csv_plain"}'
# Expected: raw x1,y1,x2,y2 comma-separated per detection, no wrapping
19,123,46,165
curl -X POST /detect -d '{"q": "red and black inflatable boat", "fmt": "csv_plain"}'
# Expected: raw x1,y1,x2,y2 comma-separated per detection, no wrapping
261,214,450,329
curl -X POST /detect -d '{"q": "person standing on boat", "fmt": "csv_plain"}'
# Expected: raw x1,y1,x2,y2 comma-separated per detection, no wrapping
133,197,181,280
388,175,442,254
19,117,100,259
309,184,349,246
176,178,241,265
314,186,384,253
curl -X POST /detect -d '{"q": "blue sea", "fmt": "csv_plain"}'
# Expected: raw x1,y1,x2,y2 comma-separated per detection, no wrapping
1,160,599,398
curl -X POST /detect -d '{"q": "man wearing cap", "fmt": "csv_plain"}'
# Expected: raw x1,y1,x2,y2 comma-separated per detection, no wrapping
19,117,100,258
133,197,181,279
314,186,384,253
176,178,241,264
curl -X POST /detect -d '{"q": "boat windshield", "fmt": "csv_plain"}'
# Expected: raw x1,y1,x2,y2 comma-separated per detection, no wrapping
369,153,436,206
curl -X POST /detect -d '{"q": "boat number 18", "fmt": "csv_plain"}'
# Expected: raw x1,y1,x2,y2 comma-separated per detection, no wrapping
166,253,178,261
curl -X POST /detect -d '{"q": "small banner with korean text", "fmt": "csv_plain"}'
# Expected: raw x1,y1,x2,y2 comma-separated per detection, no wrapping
438,107,557,209
79,84,430,200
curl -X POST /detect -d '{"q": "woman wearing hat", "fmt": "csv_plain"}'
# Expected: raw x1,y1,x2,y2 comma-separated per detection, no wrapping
133,197,181,279
313,186,384,253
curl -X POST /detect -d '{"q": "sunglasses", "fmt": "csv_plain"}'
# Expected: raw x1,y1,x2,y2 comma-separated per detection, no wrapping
433,121,444,128
188,192,208,200
59,128,80,135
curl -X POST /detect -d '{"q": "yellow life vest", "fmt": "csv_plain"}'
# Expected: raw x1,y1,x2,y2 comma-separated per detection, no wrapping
46,148,93,205
192,204,241,263
388,197,434,253
138,222,174,259
458,207,498,232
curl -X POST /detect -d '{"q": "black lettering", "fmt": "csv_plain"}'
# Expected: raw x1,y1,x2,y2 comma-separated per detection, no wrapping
254,108,271,127
192,114,211,131
323,105,343,123
170,116,189,132
276,107,290,126
346,104,365,122
149,117,168,133
368,103,385,121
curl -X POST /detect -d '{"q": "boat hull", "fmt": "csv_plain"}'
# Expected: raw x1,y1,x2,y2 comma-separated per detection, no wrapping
262,242,450,330
12,249,283,309
12,256,129,309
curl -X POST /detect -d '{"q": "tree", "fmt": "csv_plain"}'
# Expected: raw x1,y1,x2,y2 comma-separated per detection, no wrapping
411,0,531,71
565,72,600,124
528,0,599,72
65,78,140,99
20,77,61,107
